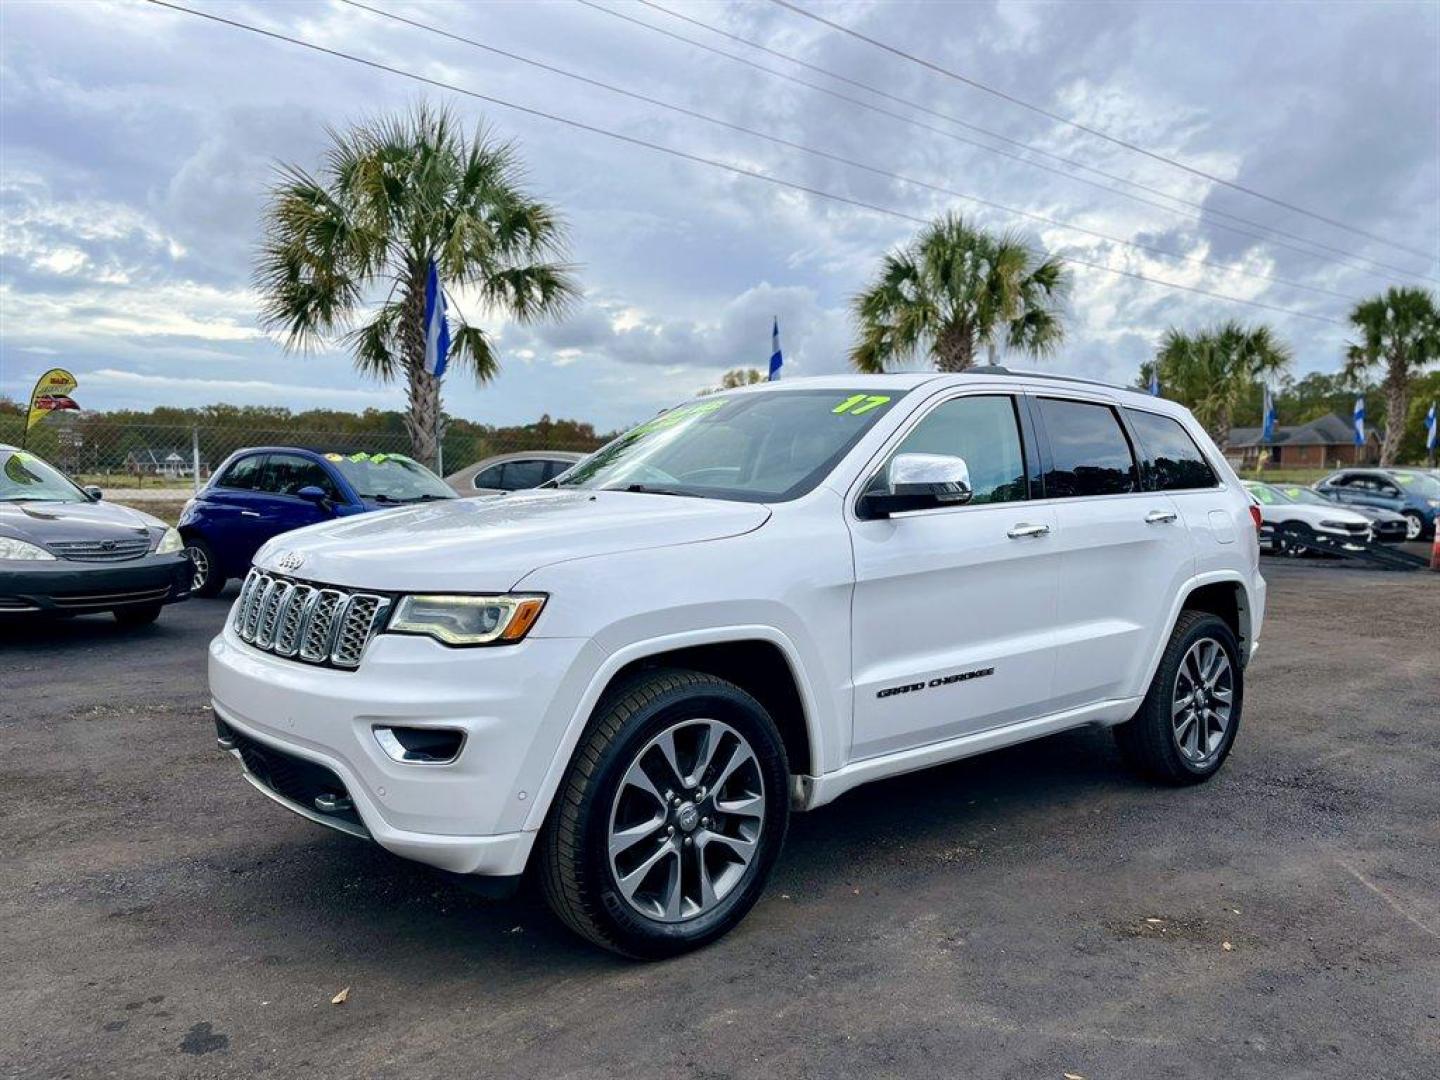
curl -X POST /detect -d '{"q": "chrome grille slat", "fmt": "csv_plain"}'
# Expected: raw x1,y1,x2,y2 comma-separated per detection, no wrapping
273,584,316,657
233,569,385,670
254,580,292,648
300,589,345,661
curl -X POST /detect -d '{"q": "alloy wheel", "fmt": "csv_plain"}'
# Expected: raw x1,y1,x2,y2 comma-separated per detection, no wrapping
186,545,210,592
1404,513,1423,541
1171,637,1234,768
607,718,765,923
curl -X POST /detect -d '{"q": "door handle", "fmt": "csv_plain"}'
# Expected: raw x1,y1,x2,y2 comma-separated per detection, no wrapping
1145,509,1179,524
1007,522,1050,539
240,511,261,518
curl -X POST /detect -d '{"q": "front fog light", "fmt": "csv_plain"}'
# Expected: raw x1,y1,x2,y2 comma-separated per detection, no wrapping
387,594,546,646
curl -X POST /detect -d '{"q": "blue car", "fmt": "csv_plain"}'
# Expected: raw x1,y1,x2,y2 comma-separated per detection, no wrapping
1314,467,1440,541
178,447,455,596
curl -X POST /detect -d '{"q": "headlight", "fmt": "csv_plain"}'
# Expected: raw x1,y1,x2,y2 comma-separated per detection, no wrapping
155,527,184,554
0,536,57,561
1427,499,1440,509
387,594,546,646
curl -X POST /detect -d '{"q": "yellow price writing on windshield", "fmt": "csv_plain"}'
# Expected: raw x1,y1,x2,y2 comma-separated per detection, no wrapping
833,394,891,416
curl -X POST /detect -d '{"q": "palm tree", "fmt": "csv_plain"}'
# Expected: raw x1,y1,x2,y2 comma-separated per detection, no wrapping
1342,287,1440,465
257,105,578,465
1152,321,1292,448
850,214,1067,373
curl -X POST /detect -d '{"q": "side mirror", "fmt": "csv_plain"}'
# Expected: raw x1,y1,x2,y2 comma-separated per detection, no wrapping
83,485,103,501
859,453,973,519
296,485,332,508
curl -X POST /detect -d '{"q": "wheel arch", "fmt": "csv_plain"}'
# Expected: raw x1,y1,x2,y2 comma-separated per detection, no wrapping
521,627,824,835
1137,573,1255,697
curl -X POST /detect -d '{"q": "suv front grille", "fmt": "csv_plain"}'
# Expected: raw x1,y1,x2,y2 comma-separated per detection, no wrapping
233,568,391,669
48,537,151,562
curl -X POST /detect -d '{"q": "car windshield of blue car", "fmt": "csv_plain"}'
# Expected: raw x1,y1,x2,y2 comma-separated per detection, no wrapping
550,389,900,502
1390,471,1440,496
1,450,87,503
327,453,455,503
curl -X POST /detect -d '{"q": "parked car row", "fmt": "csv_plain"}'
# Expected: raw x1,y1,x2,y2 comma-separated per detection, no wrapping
2,442,578,628
1242,467,1438,557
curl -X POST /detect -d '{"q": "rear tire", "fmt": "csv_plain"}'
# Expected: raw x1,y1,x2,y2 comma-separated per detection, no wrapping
113,603,163,627
539,668,790,959
185,537,224,597
1115,611,1243,785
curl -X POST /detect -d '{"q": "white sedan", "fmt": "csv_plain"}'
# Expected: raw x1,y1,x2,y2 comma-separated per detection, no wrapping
1242,481,1373,556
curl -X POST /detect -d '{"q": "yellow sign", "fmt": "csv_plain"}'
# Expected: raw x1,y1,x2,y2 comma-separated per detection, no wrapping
26,368,79,431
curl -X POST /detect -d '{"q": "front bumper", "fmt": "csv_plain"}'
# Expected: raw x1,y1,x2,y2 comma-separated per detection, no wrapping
0,553,191,614
209,623,599,877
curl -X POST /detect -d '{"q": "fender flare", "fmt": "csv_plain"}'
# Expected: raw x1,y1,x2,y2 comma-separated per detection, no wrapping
519,624,828,833
1135,570,1256,694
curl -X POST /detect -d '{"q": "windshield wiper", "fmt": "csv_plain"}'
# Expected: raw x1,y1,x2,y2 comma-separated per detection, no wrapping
616,483,705,499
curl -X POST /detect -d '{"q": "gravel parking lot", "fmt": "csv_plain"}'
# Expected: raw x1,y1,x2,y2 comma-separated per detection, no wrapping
3,560,1437,1079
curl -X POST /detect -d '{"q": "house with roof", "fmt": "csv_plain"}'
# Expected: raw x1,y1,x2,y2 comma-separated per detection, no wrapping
124,448,193,478
1226,412,1379,470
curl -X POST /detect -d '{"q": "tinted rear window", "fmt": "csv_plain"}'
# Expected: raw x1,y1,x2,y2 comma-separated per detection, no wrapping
1124,409,1218,491
1037,398,1139,498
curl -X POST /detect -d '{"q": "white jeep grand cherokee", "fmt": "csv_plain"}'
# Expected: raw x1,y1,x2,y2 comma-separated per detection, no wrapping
210,370,1265,957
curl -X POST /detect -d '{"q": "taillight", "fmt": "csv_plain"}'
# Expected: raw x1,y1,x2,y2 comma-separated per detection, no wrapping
1249,505,1263,532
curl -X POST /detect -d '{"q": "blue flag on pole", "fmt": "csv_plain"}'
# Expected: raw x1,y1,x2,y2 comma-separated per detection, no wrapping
423,260,449,379
1262,383,1277,443
1148,368,1160,397
768,318,783,381
1352,397,1365,447
1426,400,1437,452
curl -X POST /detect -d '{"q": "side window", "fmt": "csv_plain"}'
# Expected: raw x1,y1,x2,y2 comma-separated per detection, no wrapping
1377,482,1401,497
217,454,265,491
542,459,573,481
1036,398,1139,498
1123,408,1218,491
501,459,547,491
872,394,1028,505
472,464,505,490
264,454,340,498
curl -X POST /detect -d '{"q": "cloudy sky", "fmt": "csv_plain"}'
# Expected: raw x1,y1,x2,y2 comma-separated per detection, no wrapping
1,0,1436,432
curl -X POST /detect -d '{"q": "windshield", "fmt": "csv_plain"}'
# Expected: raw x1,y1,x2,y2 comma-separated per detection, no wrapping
1274,484,1332,506
1389,471,1440,496
553,389,901,502
1,450,88,503
326,453,455,502
1244,482,1289,506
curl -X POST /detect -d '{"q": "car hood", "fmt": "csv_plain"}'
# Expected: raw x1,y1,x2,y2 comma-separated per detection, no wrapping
1259,502,1370,527
0,499,164,547
1342,505,1407,524
253,488,771,591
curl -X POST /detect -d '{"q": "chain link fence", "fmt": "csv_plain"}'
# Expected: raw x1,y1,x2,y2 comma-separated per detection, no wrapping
1,411,607,496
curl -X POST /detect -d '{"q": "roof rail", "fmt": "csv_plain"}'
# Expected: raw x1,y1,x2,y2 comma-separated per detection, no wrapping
963,364,1147,396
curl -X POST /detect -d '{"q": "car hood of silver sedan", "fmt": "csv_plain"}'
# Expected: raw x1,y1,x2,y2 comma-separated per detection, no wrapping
252,488,771,592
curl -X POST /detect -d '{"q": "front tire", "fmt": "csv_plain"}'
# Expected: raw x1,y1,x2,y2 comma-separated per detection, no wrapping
1115,611,1243,785
540,668,790,958
185,537,224,597
1274,521,1313,557
1402,511,1425,542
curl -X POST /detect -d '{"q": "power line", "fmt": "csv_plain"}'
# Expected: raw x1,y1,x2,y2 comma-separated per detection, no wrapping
619,0,1434,285
141,0,1348,329
769,0,1436,264
341,0,1356,303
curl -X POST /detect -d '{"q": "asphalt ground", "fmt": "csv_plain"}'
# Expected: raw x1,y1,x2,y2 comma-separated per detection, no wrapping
2,557,1437,1079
